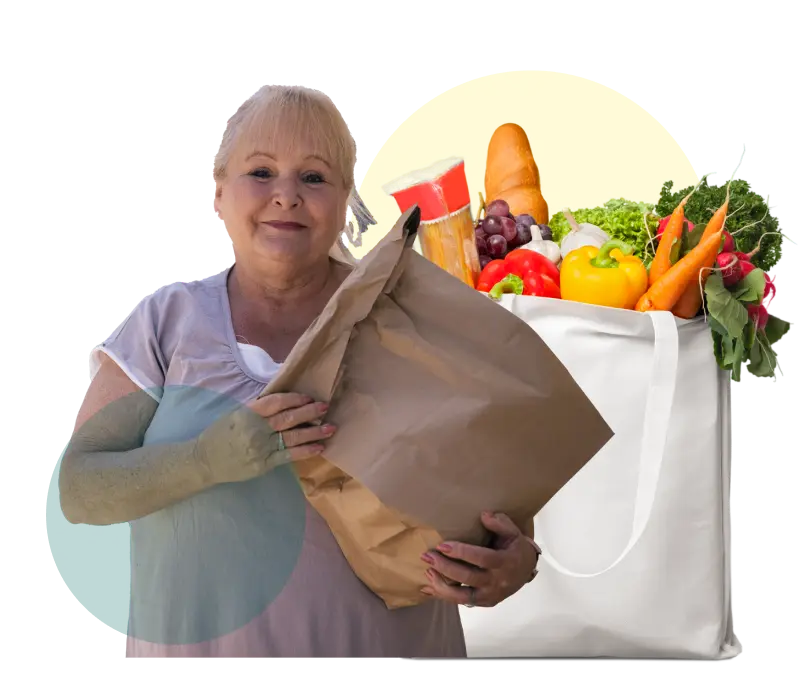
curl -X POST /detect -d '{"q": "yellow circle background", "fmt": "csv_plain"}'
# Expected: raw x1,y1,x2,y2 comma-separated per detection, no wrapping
356,71,698,256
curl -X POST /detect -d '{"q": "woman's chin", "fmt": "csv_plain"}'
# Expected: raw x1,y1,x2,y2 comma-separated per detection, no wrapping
254,234,311,262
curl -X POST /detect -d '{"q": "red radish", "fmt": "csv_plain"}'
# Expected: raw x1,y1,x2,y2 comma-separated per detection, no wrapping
763,272,776,306
740,270,776,329
656,214,695,243
717,251,742,286
739,260,756,279
733,250,751,263
721,230,735,254
747,303,769,330
757,305,771,329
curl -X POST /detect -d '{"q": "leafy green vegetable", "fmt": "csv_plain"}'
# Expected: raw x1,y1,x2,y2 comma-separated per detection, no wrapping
723,334,736,368
680,222,705,257
743,320,757,352
731,336,745,381
704,273,748,340
747,333,778,378
734,268,766,304
712,327,724,365
764,314,790,344
704,274,789,380
656,178,783,271
706,314,726,335
548,199,659,264
668,224,686,264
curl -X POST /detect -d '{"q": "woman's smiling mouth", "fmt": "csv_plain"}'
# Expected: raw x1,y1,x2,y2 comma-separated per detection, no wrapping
263,220,307,231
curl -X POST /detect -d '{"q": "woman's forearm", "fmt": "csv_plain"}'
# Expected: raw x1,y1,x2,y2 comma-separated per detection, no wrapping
59,389,214,526
60,439,214,525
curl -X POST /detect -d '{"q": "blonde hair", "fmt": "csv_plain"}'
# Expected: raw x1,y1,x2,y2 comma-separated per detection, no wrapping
214,85,376,264
213,85,357,191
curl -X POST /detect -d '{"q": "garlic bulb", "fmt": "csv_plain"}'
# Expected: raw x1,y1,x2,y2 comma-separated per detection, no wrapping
520,226,562,265
559,208,609,257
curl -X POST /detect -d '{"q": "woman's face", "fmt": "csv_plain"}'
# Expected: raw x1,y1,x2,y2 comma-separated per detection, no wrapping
215,130,348,270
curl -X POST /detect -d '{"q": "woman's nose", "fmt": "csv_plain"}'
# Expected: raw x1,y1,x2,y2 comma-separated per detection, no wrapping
270,175,302,209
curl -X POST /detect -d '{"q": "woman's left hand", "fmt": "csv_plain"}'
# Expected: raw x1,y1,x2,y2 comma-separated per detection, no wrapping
420,511,539,608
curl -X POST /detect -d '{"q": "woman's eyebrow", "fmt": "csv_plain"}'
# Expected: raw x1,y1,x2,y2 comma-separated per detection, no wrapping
246,150,332,167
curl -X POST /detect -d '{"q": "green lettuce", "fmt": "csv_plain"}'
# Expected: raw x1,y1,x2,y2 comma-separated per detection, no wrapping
548,199,660,264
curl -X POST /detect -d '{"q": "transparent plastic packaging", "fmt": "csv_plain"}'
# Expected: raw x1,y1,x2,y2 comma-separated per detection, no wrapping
384,157,481,288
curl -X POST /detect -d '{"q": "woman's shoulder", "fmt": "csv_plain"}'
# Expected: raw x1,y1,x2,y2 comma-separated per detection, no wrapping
92,268,232,395
133,268,229,320
104,268,230,355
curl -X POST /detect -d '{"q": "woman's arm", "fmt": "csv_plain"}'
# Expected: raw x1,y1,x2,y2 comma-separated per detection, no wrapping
58,354,215,525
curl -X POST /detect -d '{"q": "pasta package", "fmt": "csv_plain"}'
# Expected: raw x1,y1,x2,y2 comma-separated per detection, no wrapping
383,158,481,288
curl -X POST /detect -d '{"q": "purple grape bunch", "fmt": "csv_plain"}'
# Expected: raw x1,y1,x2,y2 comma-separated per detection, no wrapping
475,199,536,267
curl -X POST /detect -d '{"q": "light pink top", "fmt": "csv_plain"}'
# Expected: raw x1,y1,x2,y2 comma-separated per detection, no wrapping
91,266,466,658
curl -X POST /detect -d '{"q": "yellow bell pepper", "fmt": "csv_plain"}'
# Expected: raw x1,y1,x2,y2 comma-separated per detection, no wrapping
560,240,648,310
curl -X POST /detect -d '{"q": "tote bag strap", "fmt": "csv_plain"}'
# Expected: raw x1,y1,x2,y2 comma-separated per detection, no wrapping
536,310,680,578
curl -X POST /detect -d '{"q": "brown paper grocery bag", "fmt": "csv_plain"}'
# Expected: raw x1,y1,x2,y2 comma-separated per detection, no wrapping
261,205,614,609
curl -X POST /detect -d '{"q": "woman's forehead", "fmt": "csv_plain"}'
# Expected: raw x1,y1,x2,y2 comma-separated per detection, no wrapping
233,111,337,168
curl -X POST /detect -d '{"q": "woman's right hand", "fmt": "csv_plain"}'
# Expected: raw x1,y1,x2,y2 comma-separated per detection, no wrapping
195,392,334,485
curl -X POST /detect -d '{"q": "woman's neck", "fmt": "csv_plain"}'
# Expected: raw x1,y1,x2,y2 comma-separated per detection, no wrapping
230,257,336,312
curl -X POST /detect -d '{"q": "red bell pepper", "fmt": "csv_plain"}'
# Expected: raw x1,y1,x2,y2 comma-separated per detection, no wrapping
476,259,509,292
523,270,561,299
477,251,562,300
504,249,561,288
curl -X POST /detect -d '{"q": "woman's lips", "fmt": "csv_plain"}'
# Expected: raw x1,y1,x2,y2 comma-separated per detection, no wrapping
263,221,306,230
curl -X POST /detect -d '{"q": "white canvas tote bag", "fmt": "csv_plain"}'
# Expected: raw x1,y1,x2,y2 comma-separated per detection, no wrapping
459,295,741,659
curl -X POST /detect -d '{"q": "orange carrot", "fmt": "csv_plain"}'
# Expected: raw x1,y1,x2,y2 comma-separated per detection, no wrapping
671,166,737,318
635,231,724,313
672,149,746,318
648,175,707,285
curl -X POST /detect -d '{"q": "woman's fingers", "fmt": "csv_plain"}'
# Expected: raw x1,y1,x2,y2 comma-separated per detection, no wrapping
421,550,488,587
247,392,331,434
430,541,502,570
422,570,493,607
276,442,327,464
249,392,321,419
280,423,336,449
267,401,329,432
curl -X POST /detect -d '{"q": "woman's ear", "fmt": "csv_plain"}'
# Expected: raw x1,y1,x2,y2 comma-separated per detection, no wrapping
214,184,223,219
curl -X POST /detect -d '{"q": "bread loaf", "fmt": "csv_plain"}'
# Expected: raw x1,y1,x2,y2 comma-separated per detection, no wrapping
484,123,549,225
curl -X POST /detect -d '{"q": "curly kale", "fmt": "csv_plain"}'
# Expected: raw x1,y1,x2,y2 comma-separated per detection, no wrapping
655,178,783,272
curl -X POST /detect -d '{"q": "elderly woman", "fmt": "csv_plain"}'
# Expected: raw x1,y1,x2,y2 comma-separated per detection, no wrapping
59,85,540,658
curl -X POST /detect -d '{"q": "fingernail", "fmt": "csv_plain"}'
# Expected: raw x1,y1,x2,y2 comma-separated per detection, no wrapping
424,569,435,581
318,403,329,414
420,587,434,596
437,543,452,553
420,553,435,565
482,511,494,518
321,424,336,435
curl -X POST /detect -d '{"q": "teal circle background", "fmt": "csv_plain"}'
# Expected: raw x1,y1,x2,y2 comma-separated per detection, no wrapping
47,451,131,633
46,385,307,644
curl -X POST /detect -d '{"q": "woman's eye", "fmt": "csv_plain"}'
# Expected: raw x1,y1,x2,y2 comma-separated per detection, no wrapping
248,169,325,183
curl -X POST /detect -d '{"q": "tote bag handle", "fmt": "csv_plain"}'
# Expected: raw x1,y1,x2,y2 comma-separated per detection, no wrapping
535,310,680,579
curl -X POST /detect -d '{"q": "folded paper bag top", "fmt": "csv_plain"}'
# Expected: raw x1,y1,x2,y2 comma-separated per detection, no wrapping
260,205,614,608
